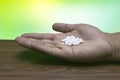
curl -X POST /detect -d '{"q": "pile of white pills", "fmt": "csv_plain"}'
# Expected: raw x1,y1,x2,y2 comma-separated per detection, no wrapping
61,35,83,46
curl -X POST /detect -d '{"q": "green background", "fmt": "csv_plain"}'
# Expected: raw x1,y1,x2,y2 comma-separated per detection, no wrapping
0,0,120,39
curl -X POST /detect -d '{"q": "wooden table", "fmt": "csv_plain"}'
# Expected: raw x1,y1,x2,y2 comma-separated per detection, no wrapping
0,40,120,80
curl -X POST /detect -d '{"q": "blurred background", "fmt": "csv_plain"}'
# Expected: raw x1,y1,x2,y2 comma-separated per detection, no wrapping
0,0,120,39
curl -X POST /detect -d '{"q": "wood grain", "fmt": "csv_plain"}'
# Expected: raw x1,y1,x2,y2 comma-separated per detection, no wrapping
0,40,120,80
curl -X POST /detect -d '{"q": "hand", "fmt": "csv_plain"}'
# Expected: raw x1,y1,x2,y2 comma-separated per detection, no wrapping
15,23,113,62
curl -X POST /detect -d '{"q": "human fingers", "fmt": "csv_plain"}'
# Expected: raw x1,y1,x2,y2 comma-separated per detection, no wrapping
15,36,55,47
15,36,64,57
15,36,39,48
21,33,54,40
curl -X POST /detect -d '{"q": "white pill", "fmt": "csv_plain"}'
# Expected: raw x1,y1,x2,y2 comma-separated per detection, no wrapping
61,35,83,46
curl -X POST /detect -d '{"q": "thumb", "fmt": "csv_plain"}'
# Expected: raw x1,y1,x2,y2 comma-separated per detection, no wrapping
52,23,76,33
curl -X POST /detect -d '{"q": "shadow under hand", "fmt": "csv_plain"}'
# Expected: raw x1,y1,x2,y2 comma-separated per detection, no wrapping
16,50,120,67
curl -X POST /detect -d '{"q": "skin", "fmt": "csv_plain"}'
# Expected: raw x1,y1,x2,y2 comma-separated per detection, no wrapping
15,23,118,62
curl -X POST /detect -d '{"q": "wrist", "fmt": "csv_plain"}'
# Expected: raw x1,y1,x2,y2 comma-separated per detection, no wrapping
106,32,120,61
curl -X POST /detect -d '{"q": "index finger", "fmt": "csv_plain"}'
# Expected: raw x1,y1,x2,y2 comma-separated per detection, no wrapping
21,33,55,40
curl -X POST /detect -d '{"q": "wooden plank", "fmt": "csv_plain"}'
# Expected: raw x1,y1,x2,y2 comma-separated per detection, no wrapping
0,40,120,80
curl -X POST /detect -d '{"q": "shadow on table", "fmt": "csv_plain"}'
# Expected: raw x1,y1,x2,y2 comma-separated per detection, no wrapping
16,50,120,67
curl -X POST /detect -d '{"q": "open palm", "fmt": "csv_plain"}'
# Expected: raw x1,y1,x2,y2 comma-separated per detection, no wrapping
16,23,112,62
